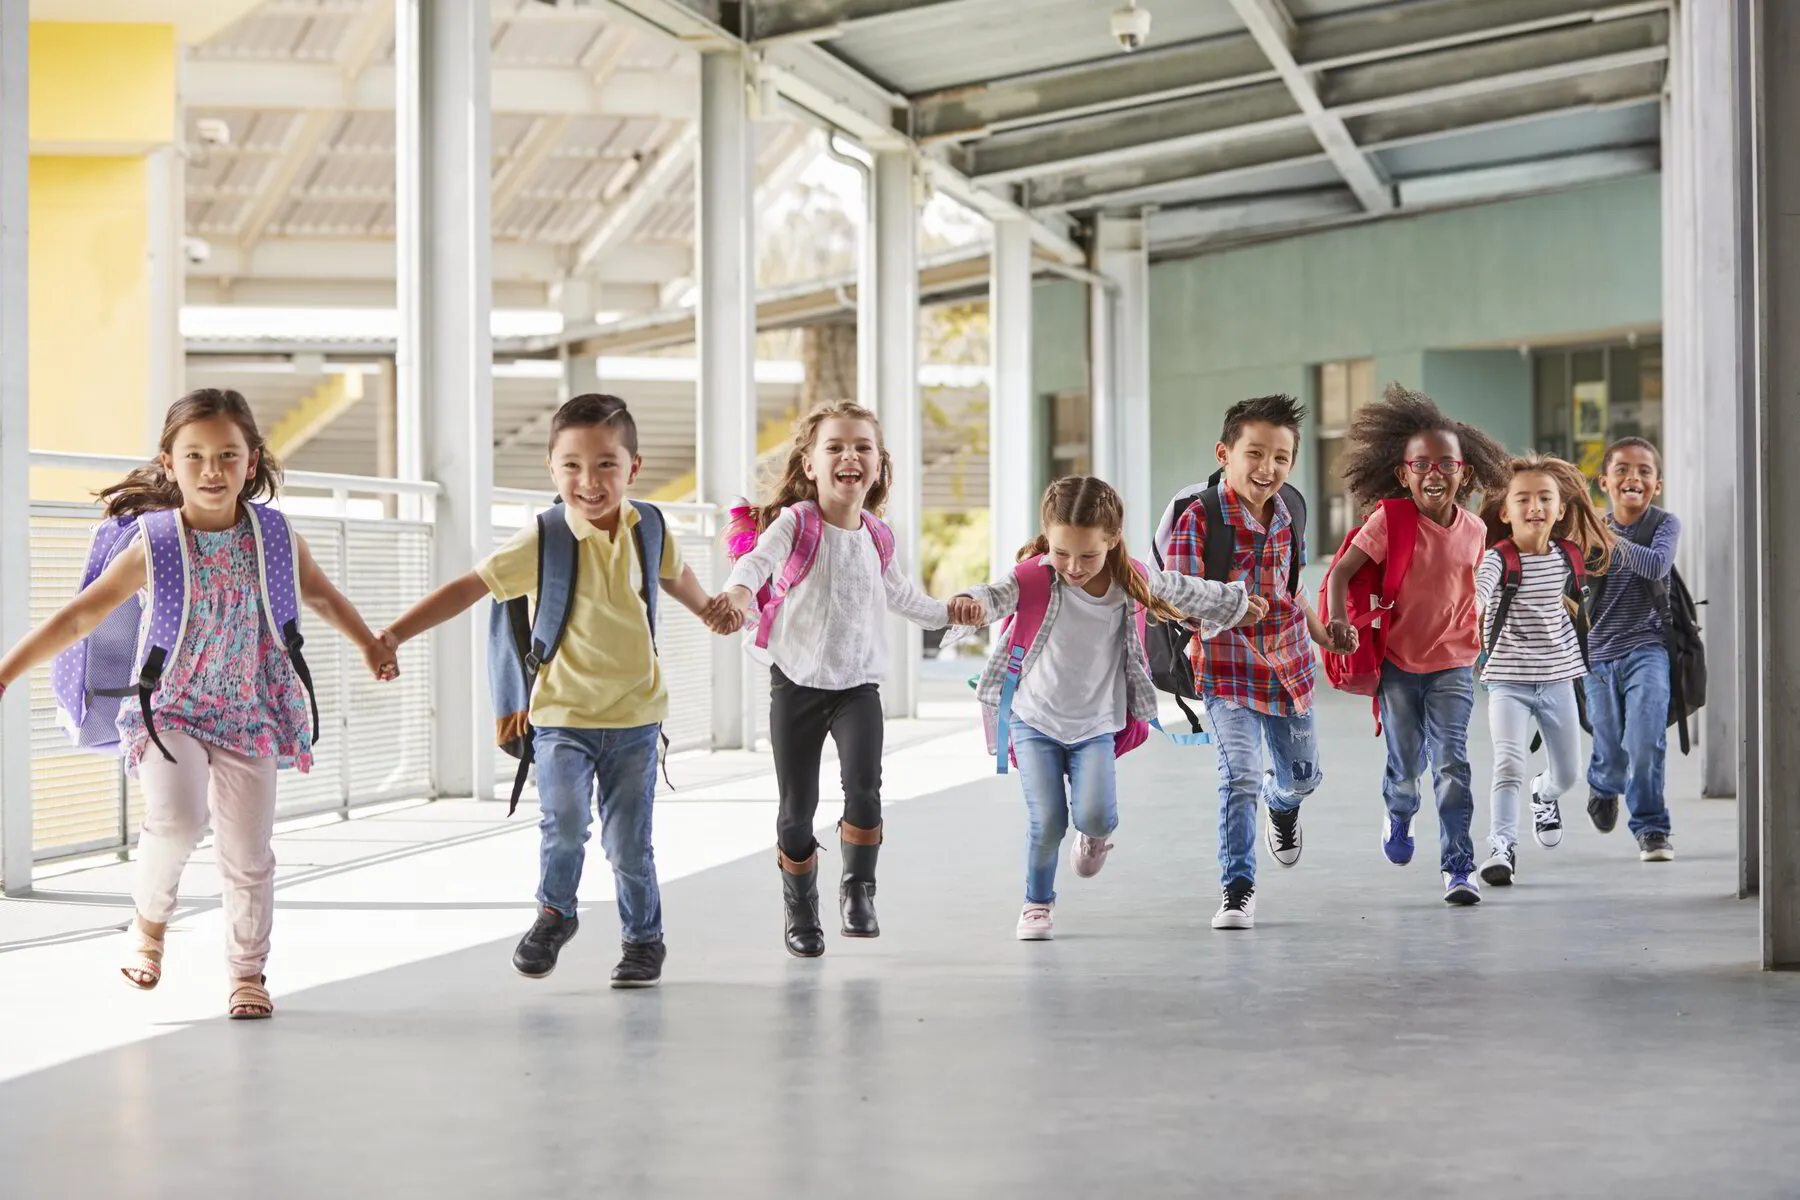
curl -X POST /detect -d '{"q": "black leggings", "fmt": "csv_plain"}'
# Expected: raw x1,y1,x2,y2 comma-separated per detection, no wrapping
769,667,885,860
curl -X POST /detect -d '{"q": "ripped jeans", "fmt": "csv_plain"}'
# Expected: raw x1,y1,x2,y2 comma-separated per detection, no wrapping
1202,698,1322,888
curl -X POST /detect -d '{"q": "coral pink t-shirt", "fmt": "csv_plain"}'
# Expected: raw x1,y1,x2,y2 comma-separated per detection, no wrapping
1351,502,1486,674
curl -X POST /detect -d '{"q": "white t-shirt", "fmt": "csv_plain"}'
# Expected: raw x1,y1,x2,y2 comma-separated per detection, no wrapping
723,506,948,691
1475,546,1587,684
1012,581,1129,746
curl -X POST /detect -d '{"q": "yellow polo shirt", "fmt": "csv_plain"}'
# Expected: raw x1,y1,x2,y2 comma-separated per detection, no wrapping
478,504,683,730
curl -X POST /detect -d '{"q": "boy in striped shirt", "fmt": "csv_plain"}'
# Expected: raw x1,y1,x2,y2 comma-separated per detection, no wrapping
1585,438,1679,862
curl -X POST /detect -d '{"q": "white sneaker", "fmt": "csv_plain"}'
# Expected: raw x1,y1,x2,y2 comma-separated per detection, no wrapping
1479,843,1516,887
1073,832,1115,878
1266,806,1302,867
1211,880,1256,930
1016,903,1055,940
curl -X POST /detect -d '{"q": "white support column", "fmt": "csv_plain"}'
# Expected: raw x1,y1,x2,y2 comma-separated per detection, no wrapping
1690,0,1743,801
873,149,920,719
1092,214,1153,552
1661,13,1702,580
396,0,494,799
0,6,30,895
1733,0,1761,900
146,144,185,443
1088,266,1115,482
696,50,754,750
989,218,1035,583
1744,0,1800,967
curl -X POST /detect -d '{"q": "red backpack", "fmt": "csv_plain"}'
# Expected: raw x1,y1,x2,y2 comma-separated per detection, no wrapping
1318,498,1420,730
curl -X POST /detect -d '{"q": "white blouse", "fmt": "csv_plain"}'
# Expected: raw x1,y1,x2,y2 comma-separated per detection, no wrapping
725,506,949,691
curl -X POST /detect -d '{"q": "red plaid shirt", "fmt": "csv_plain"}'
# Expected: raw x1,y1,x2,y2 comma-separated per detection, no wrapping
1165,485,1316,716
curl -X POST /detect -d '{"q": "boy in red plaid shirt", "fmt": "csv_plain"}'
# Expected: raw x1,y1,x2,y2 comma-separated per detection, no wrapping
1164,396,1349,930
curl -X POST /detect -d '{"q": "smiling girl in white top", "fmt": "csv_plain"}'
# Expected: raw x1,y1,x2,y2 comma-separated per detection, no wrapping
719,402,976,959
1474,454,1614,886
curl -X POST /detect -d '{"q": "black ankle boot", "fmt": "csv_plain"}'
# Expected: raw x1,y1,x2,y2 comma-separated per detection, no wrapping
839,823,881,938
779,851,825,958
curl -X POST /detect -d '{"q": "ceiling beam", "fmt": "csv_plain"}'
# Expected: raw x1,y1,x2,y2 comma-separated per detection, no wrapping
184,60,697,118
266,371,365,459
1297,0,1664,70
1147,191,1363,248
192,238,687,285
570,125,697,274
1226,0,1394,211
748,0,971,41
966,14,1668,185
493,115,574,218
1392,144,1658,206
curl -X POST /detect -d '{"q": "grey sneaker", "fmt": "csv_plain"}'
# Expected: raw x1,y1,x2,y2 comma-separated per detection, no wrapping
1638,831,1674,862
1588,793,1620,833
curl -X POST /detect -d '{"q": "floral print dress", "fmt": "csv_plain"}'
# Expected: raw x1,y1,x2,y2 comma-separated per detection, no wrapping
116,516,314,773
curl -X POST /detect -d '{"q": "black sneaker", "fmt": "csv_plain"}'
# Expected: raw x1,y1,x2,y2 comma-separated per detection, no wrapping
1479,843,1516,887
1211,878,1255,930
610,939,667,988
513,907,578,978
1531,788,1563,848
1266,806,1302,867
1637,831,1674,862
1588,794,1620,834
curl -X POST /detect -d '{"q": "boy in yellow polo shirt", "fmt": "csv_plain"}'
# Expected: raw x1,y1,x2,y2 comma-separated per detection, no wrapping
380,395,737,988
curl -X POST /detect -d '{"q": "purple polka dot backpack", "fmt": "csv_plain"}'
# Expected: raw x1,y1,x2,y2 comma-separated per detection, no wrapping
49,504,319,762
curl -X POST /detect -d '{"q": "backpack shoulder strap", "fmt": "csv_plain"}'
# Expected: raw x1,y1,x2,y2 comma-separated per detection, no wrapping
246,504,320,747
1482,539,1523,661
1379,499,1420,603
631,500,666,635
863,513,896,573
530,505,581,670
1555,539,1592,669
1279,485,1307,598
1008,558,1054,651
134,509,191,764
1200,487,1234,583
776,501,824,594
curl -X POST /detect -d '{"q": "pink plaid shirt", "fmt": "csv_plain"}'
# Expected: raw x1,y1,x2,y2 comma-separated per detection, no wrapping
1165,484,1316,717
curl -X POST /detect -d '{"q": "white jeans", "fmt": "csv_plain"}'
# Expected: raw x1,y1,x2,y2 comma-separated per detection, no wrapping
1486,681,1582,852
133,732,279,978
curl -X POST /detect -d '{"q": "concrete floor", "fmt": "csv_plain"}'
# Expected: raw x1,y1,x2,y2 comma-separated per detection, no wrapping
1,684,1797,1200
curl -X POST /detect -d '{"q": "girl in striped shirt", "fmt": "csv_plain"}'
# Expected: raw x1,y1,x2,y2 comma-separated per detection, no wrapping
1475,455,1615,886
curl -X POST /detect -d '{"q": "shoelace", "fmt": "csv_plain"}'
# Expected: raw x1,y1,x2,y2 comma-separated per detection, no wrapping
1271,810,1299,851
1533,795,1560,826
1223,883,1253,910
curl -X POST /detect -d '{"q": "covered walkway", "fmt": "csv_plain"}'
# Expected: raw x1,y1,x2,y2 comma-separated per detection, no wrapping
3,686,1796,1198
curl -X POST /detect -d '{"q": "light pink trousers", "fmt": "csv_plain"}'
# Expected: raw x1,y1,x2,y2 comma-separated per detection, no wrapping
132,732,278,978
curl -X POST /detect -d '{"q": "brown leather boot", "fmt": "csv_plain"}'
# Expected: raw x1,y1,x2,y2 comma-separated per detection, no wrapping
838,821,882,938
778,848,825,958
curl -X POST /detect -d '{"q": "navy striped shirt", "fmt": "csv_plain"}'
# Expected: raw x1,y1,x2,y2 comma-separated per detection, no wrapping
1588,508,1681,664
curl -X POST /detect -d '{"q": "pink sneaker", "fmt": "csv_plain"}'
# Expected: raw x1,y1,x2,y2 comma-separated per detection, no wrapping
1015,903,1054,940
1073,833,1115,878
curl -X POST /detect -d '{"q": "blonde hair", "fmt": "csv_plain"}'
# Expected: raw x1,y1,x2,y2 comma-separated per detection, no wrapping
1482,453,1616,575
1017,476,1184,623
740,401,891,534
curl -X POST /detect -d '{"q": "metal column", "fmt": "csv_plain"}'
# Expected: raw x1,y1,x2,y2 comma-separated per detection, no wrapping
696,51,755,750
0,7,29,894
1690,0,1743,802
1733,0,1762,901
1744,0,1800,967
989,218,1035,583
396,0,494,799
1661,14,1702,578
1092,214,1153,552
873,150,919,719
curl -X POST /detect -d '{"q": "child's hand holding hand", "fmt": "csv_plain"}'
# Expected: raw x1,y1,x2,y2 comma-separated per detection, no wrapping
946,595,985,626
701,594,745,635
1234,595,1269,628
1320,618,1358,655
364,629,401,682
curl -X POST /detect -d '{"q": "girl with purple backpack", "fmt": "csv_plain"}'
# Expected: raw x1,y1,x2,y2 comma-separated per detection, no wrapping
718,401,977,958
0,390,396,1019
952,477,1265,941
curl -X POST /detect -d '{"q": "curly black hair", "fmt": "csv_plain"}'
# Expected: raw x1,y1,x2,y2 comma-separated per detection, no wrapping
1337,382,1512,507
1219,393,1307,447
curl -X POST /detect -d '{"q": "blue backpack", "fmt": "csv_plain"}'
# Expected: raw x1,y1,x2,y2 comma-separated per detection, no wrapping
488,499,668,813
50,504,319,763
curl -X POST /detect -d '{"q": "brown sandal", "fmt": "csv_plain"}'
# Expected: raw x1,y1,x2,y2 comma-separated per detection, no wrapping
120,919,164,991
228,976,273,1020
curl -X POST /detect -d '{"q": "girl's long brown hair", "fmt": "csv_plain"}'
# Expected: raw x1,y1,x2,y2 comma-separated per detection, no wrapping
97,388,282,519
1481,453,1615,574
738,401,891,534
1016,476,1184,623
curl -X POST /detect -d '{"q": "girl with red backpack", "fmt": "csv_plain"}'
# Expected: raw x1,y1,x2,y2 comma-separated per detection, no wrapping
953,477,1264,941
718,402,975,958
1473,456,1614,887
0,390,397,1019
1323,385,1510,906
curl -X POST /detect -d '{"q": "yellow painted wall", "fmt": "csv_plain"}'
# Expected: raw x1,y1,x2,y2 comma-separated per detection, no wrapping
28,22,176,151
25,23,178,500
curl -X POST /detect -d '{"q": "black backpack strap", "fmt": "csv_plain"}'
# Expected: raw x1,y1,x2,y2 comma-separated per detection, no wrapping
1280,485,1307,598
1483,541,1523,662
1200,487,1234,583
136,647,178,764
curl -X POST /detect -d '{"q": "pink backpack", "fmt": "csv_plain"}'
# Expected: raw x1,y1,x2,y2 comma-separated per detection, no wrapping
982,556,1161,774
725,499,895,649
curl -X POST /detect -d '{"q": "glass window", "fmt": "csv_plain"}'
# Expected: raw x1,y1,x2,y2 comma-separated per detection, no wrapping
1316,357,1374,549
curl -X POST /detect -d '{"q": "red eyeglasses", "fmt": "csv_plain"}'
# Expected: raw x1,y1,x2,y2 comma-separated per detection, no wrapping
1405,458,1465,476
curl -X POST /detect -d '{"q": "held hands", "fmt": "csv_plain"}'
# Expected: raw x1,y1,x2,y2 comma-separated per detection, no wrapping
364,629,401,682
946,595,986,626
1317,617,1359,656
700,591,746,635
1234,594,1270,628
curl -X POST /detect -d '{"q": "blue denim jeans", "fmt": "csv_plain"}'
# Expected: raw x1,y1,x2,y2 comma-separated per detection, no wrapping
1012,720,1118,905
533,723,663,943
1377,664,1476,874
1202,698,1320,888
1584,645,1671,837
